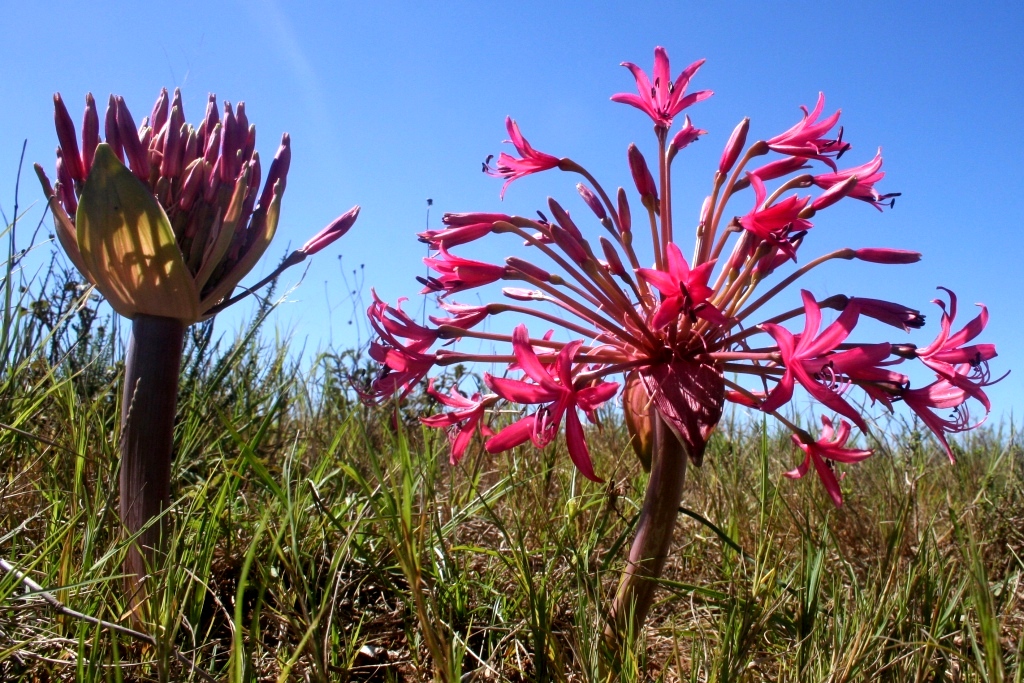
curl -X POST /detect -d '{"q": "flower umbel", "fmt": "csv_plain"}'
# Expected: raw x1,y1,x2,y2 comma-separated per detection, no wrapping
365,45,1000,641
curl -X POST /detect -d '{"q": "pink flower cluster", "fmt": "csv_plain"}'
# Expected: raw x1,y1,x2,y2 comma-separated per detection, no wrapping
367,47,1000,505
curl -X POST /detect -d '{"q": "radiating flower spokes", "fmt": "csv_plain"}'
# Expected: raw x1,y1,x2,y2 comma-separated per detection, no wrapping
366,46,999,503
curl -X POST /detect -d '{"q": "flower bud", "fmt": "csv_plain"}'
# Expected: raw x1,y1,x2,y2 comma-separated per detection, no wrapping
617,187,632,233
550,225,588,265
53,94,85,182
149,88,169,136
115,96,149,180
443,212,511,227
259,133,291,211
200,93,219,149
160,104,184,177
301,205,360,255
506,256,551,282
502,287,544,301
576,183,606,221
81,93,100,173
718,117,749,175
548,197,584,242
104,95,123,163
850,297,925,330
734,156,810,190
811,174,858,211
667,115,705,160
627,143,658,204
854,248,921,264
600,236,627,277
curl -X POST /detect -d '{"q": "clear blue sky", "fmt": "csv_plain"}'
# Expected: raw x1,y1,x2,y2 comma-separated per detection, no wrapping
2,1,1021,423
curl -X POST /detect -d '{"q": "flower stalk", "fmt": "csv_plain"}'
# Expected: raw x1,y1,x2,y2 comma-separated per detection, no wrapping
607,409,688,645
119,315,186,599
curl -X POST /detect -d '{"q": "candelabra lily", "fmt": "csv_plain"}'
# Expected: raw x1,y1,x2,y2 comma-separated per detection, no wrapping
367,47,999,646
36,89,359,603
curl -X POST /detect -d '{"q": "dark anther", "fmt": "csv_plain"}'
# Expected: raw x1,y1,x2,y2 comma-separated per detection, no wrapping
536,210,549,224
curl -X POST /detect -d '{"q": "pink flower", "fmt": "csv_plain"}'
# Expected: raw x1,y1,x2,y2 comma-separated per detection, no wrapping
418,212,511,249
813,149,900,210
483,325,618,481
429,301,490,330
739,175,812,260
366,292,438,401
668,115,706,155
485,117,560,198
421,247,507,295
368,291,438,346
900,379,979,463
638,243,725,328
421,380,494,464
786,416,873,506
915,288,998,409
760,291,870,430
767,93,850,171
611,46,712,131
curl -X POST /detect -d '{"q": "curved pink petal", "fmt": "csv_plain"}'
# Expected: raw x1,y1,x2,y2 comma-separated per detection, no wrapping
791,363,867,431
576,380,620,412
511,324,561,389
760,368,795,414
810,453,845,507
564,409,602,482
650,296,683,330
485,374,560,405
485,416,536,453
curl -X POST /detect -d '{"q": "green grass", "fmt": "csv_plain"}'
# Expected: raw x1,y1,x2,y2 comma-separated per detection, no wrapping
0,216,1021,681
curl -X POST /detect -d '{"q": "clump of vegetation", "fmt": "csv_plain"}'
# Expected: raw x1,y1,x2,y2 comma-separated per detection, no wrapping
0,190,1020,681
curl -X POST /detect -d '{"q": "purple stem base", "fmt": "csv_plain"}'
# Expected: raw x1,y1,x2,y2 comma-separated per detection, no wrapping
607,407,688,647
119,315,185,607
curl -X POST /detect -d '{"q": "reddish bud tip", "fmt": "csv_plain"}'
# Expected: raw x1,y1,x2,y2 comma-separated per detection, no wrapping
301,205,360,255
576,183,606,221
627,143,658,201
599,236,627,277
854,248,922,264
718,117,750,175
616,187,632,233
506,256,551,282
53,93,85,182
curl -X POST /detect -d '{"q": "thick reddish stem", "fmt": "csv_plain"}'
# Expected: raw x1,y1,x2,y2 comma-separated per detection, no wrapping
119,314,185,605
607,408,687,645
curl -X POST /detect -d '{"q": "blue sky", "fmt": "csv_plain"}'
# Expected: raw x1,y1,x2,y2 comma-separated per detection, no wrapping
1,1,1022,423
